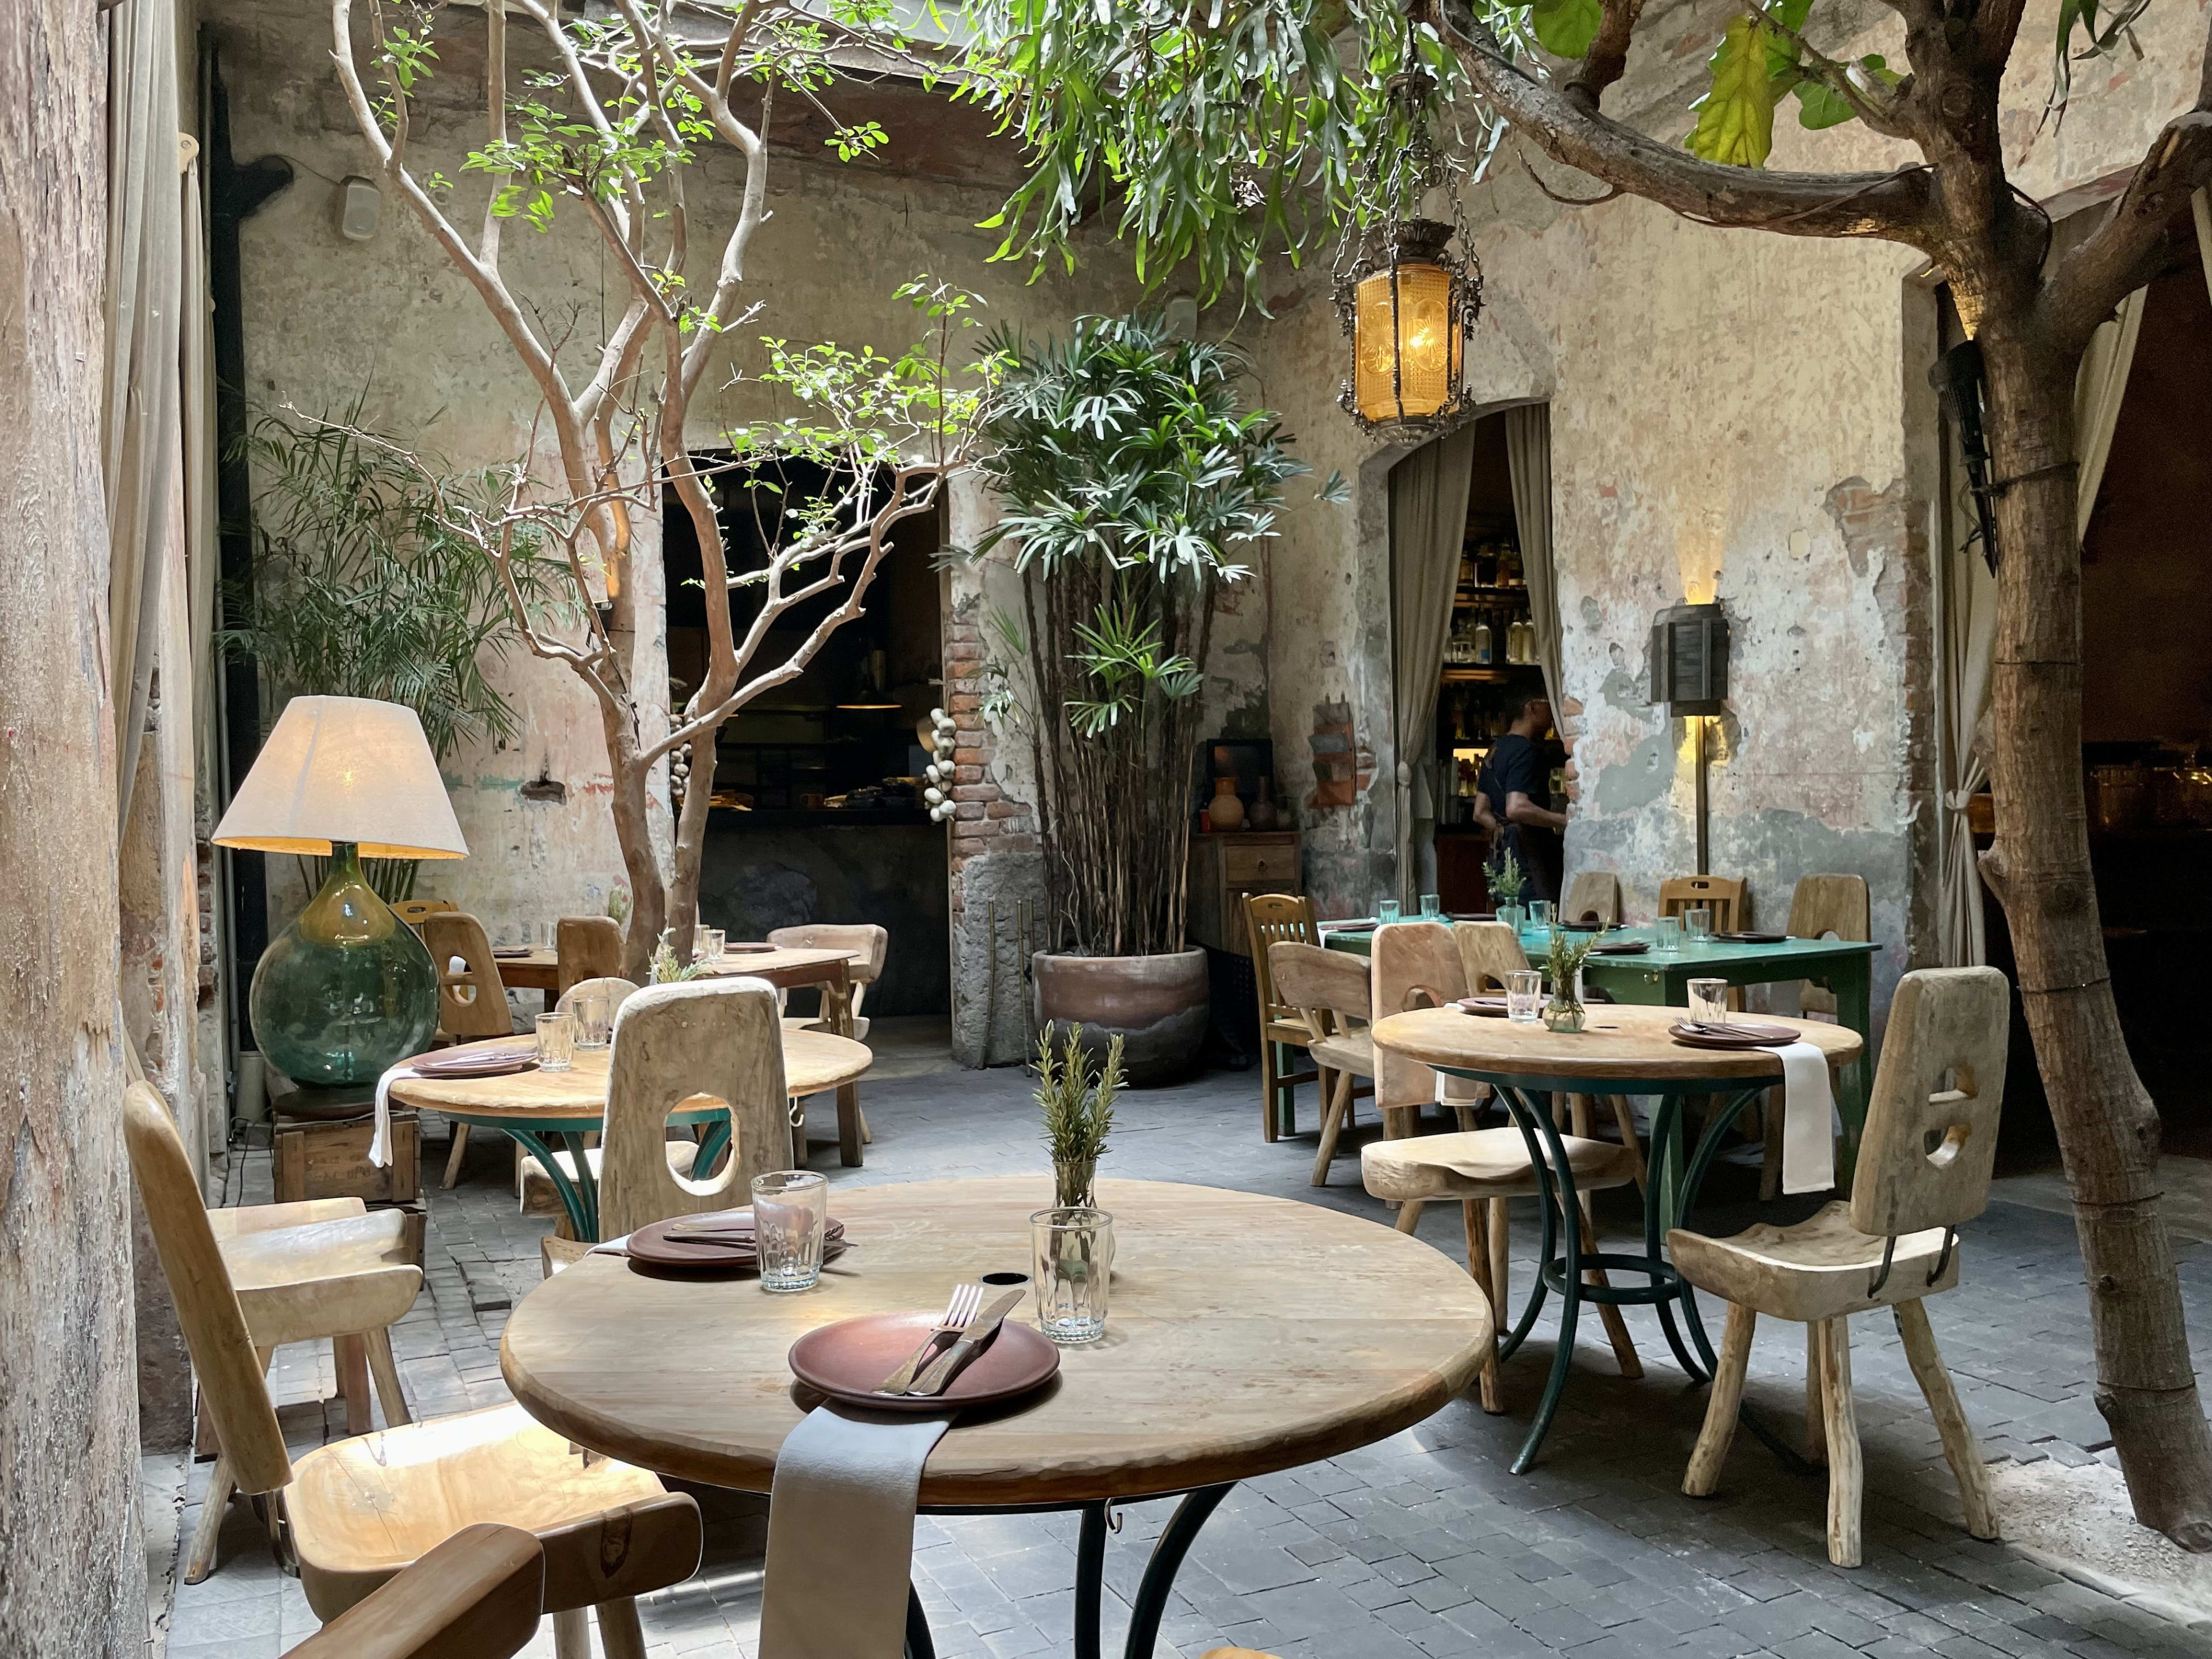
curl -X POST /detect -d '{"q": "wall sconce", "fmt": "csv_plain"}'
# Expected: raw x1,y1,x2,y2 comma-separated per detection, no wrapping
1650,601,1731,873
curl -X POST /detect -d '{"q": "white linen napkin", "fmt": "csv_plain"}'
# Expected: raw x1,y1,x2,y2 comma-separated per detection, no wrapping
1760,1040,1837,1194
369,1064,421,1168
758,1403,953,1659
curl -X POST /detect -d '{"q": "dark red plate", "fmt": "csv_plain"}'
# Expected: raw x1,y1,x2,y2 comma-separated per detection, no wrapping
1668,1021,1803,1050
1712,931,1789,945
1456,996,1510,1017
623,1210,849,1271
789,1309,1060,1414
413,1044,540,1079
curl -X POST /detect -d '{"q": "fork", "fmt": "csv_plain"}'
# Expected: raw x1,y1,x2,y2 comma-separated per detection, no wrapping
875,1283,981,1395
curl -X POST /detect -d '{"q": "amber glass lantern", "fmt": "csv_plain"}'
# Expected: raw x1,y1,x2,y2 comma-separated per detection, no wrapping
1336,218,1480,439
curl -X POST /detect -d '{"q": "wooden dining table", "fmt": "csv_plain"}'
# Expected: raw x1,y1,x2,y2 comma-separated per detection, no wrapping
1370,1003,1861,1472
490,944,874,1166
501,1175,1493,1659
388,1029,873,1241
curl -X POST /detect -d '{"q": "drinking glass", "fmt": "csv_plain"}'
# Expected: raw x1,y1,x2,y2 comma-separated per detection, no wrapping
1653,916,1683,955
1420,893,1442,919
1688,977,1729,1025
1032,1206,1114,1344
535,1012,575,1072
694,926,726,964
751,1171,829,1293
571,988,612,1050
1684,906,1713,944
1377,900,1402,924
1529,900,1554,930
1506,969,1544,1024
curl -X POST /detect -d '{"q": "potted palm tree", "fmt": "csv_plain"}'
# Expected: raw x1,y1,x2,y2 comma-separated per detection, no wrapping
973,314,1336,1082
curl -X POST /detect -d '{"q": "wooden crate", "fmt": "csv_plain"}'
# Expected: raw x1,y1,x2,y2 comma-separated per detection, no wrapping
273,1112,421,1207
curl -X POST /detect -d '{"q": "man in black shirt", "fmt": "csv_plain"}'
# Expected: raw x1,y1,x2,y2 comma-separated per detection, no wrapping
1479,695,1570,903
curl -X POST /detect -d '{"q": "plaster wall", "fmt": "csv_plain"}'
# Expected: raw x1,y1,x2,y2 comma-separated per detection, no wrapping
1244,0,2210,1025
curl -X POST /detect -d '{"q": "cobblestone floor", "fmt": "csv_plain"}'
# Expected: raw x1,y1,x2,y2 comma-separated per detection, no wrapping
157,1021,2212,1659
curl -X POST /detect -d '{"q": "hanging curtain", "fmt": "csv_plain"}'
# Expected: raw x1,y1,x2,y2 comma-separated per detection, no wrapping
1933,492,1999,967
2073,289,2144,543
1388,426,1477,906
104,0,185,830
1503,405,1564,719
2195,189,2212,310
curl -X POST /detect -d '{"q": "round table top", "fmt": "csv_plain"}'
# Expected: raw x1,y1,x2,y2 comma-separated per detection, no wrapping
389,1029,873,1122
1372,1002,1861,1085
499,1176,1494,1507
494,944,857,990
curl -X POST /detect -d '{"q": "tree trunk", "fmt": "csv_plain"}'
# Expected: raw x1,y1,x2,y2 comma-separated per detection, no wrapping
0,0,151,1645
604,714,666,983
1976,325,2212,1546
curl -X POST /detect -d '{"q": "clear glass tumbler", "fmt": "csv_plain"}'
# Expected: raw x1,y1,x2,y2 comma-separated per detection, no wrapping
1420,893,1442,919
1031,1206,1114,1344
1654,916,1683,955
1684,906,1713,944
694,926,726,964
535,1012,575,1071
571,988,612,1050
1506,969,1544,1024
1688,976,1729,1025
1530,900,1554,930
751,1171,828,1292
1377,900,1402,924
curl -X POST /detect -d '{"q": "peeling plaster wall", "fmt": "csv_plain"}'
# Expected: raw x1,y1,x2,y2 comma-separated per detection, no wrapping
1244,0,2209,1029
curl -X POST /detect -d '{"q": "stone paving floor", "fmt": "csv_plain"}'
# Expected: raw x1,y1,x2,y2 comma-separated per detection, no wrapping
156,1021,2212,1659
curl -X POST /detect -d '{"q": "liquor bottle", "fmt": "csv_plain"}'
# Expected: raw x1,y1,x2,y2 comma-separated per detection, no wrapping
1472,613,1494,665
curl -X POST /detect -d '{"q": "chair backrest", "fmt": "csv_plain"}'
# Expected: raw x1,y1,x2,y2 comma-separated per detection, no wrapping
1788,873,1870,942
554,976,642,1019
555,915,624,995
1453,921,1529,994
1267,941,1371,1041
120,1082,293,1497
420,911,513,1040
1848,967,2010,1238
391,898,456,932
1561,871,1620,927
1659,875,1747,933
599,978,790,1239
1245,894,1319,1025
766,923,888,1019
284,1524,544,1659
1372,922,1468,1109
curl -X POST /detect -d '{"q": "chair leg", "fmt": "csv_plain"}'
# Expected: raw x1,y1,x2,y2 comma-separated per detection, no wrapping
551,1608,591,1659
1261,1040,1282,1143
1759,1088,1784,1202
1310,1069,1355,1187
183,1454,235,1585
1393,1199,1424,1235
1577,1211,1643,1380
1817,1316,1863,1567
334,1334,372,1436
597,1598,649,1659
1463,1201,1503,1414
859,1105,873,1145
1895,1300,1998,1540
1608,1096,1647,1194
441,1122,470,1188
363,1326,411,1427
1684,1301,1757,1496
1488,1199,1510,1350
1805,1323,1828,1465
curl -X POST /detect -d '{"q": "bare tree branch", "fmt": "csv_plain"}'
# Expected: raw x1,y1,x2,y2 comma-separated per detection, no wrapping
2043,108,2212,358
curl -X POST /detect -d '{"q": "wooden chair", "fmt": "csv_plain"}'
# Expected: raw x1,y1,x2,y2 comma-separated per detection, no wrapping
1787,874,1870,1017
1659,874,1748,933
1370,922,1483,1143
1560,871,1621,926
1266,942,1374,1188
518,977,650,1229
283,1524,543,1659
553,976,642,1020
1674,967,2008,1567
1245,892,1326,1141
124,1081,702,1652
767,922,888,1039
421,911,517,1189
392,899,457,932
555,916,624,997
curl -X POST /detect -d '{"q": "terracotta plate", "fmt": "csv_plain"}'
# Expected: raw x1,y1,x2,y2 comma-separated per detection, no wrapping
725,942,778,954
1456,996,1510,1017
624,1211,849,1271
1668,1021,1803,1050
413,1044,540,1079
789,1309,1060,1414
1712,930,1789,945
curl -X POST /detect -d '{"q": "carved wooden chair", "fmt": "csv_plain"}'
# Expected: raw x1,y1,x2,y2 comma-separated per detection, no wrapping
391,899,457,932
1659,874,1748,933
554,916,624,997
767,922,888,1039
553,976,642,1020
1266,942,1373,1188
1560,870,1621,927
1672,967,2007,1567
1245,892,1329,1140
126,1081,702,1654
421,911,517,1188
282,1524,543,1659
1787,873,1871,1017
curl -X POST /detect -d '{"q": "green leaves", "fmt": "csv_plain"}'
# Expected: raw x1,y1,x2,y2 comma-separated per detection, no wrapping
1793,54,1897,128
1687,13,1781,166
2046,0,2153,128
1529,0,1603,60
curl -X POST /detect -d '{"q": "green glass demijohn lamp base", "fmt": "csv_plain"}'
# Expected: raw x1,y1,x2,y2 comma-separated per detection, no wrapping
216,696,469,1089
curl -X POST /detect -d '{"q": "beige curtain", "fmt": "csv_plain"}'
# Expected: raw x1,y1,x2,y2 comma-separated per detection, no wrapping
104,0,185,830
1503,405,1564,720
2073,289,2144,543
1933,490,1998,967
1389,427,1477,906
2196,189,2212,310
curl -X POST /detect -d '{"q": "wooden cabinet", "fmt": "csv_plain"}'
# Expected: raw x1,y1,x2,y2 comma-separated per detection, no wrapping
1187,832,1302,955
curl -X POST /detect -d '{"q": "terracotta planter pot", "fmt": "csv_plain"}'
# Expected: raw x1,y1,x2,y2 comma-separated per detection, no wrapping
1032,949,1209,1086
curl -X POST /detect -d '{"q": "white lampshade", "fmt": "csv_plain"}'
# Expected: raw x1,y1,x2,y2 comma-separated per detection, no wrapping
214,696,469,859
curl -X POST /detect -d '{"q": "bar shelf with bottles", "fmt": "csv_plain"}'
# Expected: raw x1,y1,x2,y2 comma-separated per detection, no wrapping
1437,519,1546,835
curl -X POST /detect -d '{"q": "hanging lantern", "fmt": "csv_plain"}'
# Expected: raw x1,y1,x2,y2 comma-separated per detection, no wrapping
1335,217,1480,439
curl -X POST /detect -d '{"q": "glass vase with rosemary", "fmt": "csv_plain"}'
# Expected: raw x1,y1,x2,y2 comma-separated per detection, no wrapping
1542,927,1600,1033
1486,846,1528,932
1036,1025,1123,1207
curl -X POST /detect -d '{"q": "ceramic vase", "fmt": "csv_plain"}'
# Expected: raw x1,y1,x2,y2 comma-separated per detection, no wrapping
1209,776,1246,832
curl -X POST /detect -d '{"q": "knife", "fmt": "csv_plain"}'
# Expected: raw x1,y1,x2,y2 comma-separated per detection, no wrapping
906,1289,1025,1397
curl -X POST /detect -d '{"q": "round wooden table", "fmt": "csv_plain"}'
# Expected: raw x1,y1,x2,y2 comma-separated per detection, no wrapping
390,1031,873,1241
501,1175,1493,1659
1370,1003,1862,1470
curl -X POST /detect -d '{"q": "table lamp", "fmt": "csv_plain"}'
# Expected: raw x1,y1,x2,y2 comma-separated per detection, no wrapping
214,696,468,1088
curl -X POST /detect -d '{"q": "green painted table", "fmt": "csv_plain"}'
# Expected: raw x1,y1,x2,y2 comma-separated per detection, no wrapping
1322,922,1880,1156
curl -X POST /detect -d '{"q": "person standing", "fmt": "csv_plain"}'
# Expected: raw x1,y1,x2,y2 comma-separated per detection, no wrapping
1478,695,1569,903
